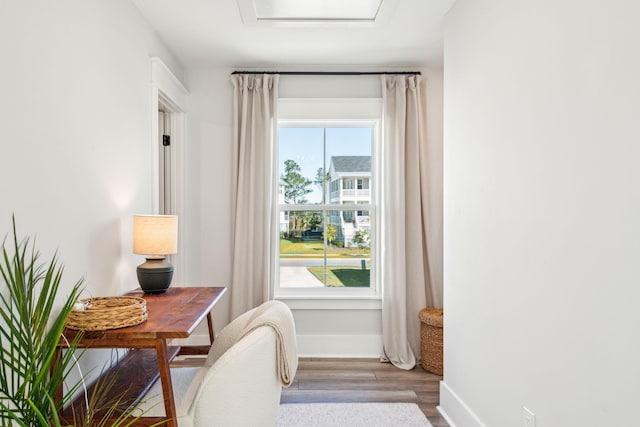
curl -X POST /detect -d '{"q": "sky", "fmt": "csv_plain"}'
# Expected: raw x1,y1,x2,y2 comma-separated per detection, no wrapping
279,127,372,204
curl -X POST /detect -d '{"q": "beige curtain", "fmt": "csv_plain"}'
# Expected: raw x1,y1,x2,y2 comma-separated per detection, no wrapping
380,74,436,370
230,74,279,318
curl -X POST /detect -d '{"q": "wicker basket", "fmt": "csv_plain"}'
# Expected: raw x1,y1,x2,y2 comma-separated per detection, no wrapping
65,296,148,331
418,308,443,375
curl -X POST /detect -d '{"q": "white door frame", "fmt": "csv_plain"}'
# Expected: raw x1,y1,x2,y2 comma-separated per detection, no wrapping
150,57,188,284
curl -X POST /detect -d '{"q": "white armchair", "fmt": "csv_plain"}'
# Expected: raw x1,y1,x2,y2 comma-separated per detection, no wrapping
140,301,297,427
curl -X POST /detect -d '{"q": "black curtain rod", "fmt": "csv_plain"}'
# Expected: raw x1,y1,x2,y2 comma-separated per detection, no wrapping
231,71,421,76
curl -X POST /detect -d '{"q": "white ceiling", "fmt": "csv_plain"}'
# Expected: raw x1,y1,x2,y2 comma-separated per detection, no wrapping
131,0,455,69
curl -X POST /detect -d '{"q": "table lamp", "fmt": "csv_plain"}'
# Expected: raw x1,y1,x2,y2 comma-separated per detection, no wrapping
133,214,177,294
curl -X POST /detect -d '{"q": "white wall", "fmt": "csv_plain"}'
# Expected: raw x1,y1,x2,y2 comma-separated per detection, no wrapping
0,0,183,373
442,1,640,426
185,67,443,356
181,65,235,335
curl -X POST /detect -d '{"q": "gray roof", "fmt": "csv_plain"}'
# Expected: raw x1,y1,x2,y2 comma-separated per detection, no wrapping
331,156,371,173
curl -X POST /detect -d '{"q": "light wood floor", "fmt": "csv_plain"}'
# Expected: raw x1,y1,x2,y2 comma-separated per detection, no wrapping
173,356,449,426
283,358,449,427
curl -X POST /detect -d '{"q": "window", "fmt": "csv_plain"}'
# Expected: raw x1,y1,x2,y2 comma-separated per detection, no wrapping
275,98,381,298
277,124,376,295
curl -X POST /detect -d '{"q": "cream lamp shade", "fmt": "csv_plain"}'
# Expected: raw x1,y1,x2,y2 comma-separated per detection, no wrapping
133,215,177,256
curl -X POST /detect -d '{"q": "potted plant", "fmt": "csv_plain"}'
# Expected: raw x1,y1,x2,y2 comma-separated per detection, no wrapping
0,217,162,426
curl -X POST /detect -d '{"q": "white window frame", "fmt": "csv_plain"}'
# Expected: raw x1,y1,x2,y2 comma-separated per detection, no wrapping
343,179,354,190
275,98,381,300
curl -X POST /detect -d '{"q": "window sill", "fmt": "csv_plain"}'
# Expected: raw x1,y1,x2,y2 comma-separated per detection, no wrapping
275,296,382,310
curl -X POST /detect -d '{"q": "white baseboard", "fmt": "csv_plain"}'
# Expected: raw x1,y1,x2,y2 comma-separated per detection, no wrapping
296,334,382,358
438,381,487,427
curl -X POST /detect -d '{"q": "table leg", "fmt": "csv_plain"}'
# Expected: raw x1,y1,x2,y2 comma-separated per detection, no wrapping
206,312,215,344
156,339,178,427
52,346,63,419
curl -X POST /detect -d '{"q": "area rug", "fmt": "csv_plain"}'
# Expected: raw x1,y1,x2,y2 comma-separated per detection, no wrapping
276,402,433,427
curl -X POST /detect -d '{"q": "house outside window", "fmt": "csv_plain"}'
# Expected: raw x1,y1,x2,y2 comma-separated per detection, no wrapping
278,182,290,234
327,156,371,248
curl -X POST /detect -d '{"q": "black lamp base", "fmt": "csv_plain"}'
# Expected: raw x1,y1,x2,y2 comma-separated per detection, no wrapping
137,257,174,294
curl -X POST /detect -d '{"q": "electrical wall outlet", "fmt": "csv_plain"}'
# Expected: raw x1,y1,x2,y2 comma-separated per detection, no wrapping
523,407,535,427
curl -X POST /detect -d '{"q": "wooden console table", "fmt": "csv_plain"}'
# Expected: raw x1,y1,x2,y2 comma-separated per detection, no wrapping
56,286,227,426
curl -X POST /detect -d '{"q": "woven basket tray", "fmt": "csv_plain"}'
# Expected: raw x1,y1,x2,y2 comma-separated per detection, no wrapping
66,296,148,331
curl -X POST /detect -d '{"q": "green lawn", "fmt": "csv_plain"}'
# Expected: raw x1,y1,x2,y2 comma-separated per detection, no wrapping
308,266,370,287
280,238,369,258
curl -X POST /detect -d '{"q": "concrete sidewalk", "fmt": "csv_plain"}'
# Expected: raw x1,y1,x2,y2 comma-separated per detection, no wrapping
279,266,323,287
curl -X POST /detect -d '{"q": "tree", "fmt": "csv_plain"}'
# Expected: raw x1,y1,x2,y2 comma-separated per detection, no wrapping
302,211,322,232
352,229,370,254
281,160,313,238
314,167,330,198
281,160,312,204
324,224,337,246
